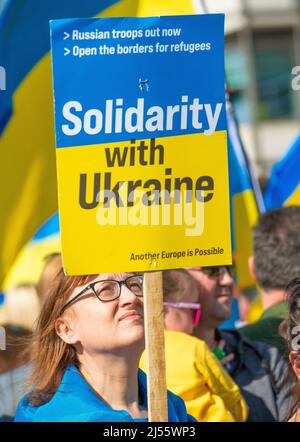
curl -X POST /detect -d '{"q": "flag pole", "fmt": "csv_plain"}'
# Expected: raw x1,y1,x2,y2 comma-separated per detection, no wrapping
195,0,265,213
144,271,168,422
226,95,265,213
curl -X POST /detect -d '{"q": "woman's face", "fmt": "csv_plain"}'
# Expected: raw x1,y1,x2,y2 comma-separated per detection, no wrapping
164,289,199,335
57,273,145,355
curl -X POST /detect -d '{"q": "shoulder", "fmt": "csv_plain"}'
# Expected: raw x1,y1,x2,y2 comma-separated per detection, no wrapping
138,368,197,422
262,302,288,320
223,329,286,371
241,316,282,339
250,339,288,373
166,389,197,422
221,329,266,363
220,329,241,349
15,365,116,422
165,330,205,346
240,320,263,339
14,388,126,422
164,331,209,370
165,330,207,356
241,303,288,348
15,393,36,422
222,328,262,351
14,389,77,422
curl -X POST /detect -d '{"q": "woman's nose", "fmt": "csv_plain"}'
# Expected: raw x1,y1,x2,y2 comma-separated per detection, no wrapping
119,283,139,306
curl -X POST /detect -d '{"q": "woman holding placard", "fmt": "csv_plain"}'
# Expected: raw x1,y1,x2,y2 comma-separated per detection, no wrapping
14,258,195,422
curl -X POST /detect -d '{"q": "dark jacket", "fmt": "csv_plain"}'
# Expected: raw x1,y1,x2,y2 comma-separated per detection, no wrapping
241,302,288,356
220,329,293,422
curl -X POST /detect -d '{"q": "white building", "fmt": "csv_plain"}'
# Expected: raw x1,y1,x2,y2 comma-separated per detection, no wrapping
204,0,300,178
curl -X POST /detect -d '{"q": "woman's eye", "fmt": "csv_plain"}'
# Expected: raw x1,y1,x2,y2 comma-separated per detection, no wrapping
128,283,143,292
96,284,115,296
99,286,112,293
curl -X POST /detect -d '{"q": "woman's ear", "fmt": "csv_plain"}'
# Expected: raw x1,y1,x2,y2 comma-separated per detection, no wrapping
289,351,300,381
55,316,78,345
248,256,257,282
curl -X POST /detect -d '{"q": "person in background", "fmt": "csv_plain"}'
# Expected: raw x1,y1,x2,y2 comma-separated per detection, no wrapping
36,253,61,304
0,284,40,420
0,284,40,330
187,265,291,422
15,259,195,422
0,324,31,421
140,269,248,422
241,206,300,355
279,278,300,422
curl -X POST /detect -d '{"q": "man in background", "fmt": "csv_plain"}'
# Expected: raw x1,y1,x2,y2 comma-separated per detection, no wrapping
187,265,291,422
241,206,300,355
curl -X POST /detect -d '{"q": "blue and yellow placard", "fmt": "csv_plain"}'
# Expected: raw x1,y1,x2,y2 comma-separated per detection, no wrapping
50,14,232,275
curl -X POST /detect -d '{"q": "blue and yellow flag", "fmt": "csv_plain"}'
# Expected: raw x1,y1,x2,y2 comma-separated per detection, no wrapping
0,0,201,288
227,104,265,290
3,213,60,290
264,133,300,210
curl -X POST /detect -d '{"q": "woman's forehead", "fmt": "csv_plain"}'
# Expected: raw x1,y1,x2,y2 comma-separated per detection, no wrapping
71,272,135,295
95,272,135,281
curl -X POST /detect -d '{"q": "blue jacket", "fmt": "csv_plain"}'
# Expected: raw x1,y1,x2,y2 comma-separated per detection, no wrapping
15,365,197,422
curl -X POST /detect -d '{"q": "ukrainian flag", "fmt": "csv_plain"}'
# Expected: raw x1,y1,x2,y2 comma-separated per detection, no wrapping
0,0,200,289
227,102,265,290
264,133,300,210
3,213,60,290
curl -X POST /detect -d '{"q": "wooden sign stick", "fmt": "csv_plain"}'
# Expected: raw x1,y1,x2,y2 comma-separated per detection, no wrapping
143,271,168,422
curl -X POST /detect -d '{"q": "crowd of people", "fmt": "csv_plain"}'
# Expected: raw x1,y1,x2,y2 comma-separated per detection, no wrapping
1,205,300,422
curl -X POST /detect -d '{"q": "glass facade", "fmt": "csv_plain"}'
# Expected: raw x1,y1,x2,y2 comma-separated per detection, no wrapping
225,29,297,123
254,31,294,120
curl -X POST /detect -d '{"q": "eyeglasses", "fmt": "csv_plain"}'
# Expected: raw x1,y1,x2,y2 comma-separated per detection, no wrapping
198,265,235,279
61,275,144,313
163,302,202,326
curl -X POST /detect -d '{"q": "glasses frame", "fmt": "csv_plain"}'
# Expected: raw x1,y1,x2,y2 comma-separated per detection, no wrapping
200,265,235,279
163,301,202,326
61,274,144,314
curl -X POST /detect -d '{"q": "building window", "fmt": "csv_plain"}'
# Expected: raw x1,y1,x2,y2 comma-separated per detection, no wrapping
225,45,251,123
254,30,294,120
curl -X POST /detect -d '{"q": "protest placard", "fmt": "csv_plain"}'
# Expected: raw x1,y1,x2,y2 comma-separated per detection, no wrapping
50,14,229,422
50,14,231,275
